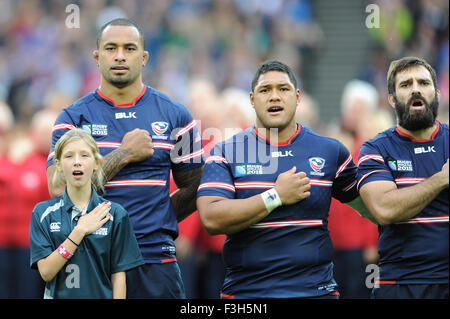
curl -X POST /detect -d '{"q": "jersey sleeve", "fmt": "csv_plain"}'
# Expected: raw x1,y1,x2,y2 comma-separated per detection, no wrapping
29,204,55,269
356,140,393,191
109,204,145,273
47,109,77,168
196,143,235,199
170,107,204,172
332,141,359,203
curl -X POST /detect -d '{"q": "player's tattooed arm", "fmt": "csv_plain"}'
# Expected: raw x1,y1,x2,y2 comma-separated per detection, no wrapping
102,149,131,182
171,166,204,222
102,128,154,182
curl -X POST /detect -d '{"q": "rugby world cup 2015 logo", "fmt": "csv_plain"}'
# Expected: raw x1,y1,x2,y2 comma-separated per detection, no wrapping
309,157,325,176
151,122,169,135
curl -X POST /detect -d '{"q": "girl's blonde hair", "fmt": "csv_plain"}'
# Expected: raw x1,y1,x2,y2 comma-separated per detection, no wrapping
52,128,105,194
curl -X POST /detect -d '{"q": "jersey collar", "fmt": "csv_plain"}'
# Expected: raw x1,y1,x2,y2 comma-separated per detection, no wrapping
253,124,302,146
395,121,440,142
62,187,103,218
96,86,147,108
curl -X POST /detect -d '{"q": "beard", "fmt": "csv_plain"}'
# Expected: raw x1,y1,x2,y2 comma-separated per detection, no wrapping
101,64,137,89
394,92,439,131
104,73,133,88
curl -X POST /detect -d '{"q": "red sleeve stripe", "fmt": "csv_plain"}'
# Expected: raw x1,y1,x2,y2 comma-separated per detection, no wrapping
394,177,426,185
395,216,449,224
96,141,175,150
105,179,167,187
198,182,235,192
96,141,121,149
251,219,323,228
172,148,204,163
175,120,197,138
356,169,389,190
161,258,177,263
342,180,357,192
234,180,333,189
310,179,333,187
335,154,353,178
358,154,385,166
52,123,76,132
152,142,175,150
205,155,229,165
234,181,275,189
375,280,396,285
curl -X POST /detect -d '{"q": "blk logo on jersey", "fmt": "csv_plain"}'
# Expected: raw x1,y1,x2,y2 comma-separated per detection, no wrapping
414,146,436,154
309,157,325,176
152,122,169,135
115,112,137,119
272,150,293,158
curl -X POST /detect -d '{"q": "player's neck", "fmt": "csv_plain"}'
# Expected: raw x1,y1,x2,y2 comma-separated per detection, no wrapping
99,79,144,106
257,121,298,144
397,122,438,141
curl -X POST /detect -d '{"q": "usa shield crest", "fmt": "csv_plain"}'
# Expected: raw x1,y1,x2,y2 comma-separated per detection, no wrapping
151,121,169,135
309,157,325,172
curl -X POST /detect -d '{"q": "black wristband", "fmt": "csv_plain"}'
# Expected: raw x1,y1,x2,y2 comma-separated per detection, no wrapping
67,236,79,247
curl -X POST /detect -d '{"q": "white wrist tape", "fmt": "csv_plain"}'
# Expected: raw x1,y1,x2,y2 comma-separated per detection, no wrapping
260,188,282,213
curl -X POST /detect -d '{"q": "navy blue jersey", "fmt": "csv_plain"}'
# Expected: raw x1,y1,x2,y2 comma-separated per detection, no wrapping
197,125,358,298
357,121,449,284
47,86,204,263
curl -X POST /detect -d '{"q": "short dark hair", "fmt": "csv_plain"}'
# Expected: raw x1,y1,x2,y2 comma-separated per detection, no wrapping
251,60,298,92
96,18,145,49
387,56,437,95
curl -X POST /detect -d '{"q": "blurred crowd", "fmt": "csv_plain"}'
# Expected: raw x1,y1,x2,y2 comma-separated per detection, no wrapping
0,0,448,298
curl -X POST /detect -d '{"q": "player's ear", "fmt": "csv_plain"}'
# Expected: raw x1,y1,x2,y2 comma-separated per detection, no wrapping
250,92,255,108
387,94,396,109
93,50,99,67
142,50,149,67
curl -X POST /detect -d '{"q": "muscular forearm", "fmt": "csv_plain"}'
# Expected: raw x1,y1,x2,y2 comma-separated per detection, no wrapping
361,171,448,225
170,188,197,222
102,149,132,182
197,195,270,235
172,167,203,222
345,196,378,225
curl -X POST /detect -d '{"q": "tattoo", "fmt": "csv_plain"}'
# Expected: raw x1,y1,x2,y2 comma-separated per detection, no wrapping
102,149,130,183
171,166,204,222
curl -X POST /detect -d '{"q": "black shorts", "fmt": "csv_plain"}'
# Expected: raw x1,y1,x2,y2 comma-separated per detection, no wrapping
126,262,186,299
371,283,449,299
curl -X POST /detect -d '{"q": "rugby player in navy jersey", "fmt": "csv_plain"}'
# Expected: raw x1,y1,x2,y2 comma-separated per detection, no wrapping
357,57,448,298
46,19,204,298
197,61,369,298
